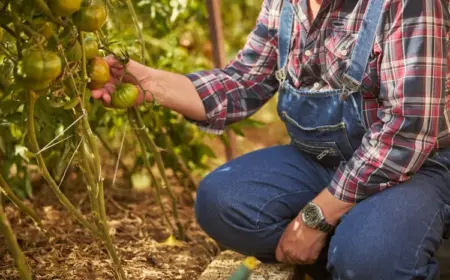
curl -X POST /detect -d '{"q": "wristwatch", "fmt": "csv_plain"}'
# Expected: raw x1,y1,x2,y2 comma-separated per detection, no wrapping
300,202,336,234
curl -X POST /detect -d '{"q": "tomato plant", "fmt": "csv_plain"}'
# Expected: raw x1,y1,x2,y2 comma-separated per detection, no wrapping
0,0,265,279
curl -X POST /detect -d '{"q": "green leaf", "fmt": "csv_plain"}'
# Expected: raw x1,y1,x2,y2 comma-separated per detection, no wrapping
9,123,23,140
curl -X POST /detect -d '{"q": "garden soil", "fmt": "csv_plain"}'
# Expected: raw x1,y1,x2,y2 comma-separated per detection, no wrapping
0,174,218,280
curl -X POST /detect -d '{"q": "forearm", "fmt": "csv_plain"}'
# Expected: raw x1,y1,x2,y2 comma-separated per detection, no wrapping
143,68,207,122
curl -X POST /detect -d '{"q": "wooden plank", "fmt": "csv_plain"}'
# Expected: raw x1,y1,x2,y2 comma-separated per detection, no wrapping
205,0,237,161
198,250,296,280
200,240,449,279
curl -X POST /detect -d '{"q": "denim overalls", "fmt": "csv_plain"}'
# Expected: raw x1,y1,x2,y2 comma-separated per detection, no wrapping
276,0,385,167
195,0,450,276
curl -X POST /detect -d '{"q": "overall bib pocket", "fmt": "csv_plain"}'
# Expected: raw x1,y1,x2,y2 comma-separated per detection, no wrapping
277,83,366,162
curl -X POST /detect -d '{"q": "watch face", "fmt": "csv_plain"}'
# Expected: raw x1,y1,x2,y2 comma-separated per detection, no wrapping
302,204,322,228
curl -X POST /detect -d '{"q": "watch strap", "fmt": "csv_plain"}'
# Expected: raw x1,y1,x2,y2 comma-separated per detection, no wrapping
317,220,336,234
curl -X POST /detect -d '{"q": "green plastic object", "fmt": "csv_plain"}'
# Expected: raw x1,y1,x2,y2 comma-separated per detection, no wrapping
227,257,258,280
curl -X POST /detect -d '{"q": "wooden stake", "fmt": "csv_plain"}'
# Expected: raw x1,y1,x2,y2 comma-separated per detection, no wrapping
206,0,237,161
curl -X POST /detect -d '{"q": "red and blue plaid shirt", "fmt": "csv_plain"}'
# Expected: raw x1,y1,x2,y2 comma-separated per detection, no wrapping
186,0,450,203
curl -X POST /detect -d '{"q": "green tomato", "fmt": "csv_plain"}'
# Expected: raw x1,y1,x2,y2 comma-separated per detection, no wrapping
73,5,107,32
31,18,57,39
22,51,62,81
84,36,99,59
49,0,82,17
112,83,139,109
22,77,53,92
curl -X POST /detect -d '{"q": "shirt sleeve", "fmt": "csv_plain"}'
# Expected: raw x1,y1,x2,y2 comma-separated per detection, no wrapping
328,0,449,203
185,0,279,134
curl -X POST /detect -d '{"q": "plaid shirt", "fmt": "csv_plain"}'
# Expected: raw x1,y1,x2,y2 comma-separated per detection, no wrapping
186,0,450,203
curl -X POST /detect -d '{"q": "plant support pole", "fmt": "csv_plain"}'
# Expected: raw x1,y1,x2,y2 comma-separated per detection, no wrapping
206,0,237,161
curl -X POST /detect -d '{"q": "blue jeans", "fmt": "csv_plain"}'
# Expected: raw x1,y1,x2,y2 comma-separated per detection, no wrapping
195,145,450,280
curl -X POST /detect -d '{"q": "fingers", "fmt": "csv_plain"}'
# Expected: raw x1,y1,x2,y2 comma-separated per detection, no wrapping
135,89,145,105
91,81,116,107
110,67,121,76
91,88,107,99
275,243,285,263
104,55,124,70
104,81,116,92
102,93,111,106
276,242,317,265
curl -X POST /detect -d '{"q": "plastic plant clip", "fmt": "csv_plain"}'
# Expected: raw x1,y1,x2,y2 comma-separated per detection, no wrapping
227,256,259,280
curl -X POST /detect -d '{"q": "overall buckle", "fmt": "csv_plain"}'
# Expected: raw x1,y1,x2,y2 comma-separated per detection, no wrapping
275,68,287,83
340,73,361,101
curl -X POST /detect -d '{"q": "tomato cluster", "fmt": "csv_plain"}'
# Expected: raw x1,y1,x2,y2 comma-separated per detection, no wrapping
0,0,139,108
0,1,107,93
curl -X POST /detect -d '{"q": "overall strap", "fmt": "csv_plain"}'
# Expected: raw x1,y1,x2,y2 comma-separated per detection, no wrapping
340,0,385,100
276,0,295,83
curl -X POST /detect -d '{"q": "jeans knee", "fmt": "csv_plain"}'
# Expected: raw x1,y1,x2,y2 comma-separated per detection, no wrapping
194,173,279,259
194,177,219,233
195,174,250,238
327,242,378,279
327,236,425,280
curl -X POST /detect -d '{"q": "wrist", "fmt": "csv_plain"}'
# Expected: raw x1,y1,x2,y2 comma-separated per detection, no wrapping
142,68,164,103
312,189,354,225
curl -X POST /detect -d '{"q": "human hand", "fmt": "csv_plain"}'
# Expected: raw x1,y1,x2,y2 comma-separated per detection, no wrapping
275,214,328,264
91,56,153,107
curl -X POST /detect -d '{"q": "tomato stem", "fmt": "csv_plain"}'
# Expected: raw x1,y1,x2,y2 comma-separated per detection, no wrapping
32,0,65,26
161,129,197,192
0,44,17,62
79,32,89,91
0,173,44,231
78,136,100,215
130,107,185,240
27,91,101,236
77,31,127,280
123,0,185,239
130,115,176,235
97,179,127,280
95,131,131,175
0,197,32,280
124,0,145,63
